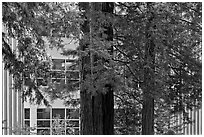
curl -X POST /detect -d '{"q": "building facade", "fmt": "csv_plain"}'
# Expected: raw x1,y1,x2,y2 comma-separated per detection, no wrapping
24,57,80,135
2,28,24,135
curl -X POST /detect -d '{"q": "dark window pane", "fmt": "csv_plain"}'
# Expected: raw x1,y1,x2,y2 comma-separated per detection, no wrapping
66,71,79,80
52,120,65,126
52,59,65,70
73,128,79,135
51,78,65,84
37,129,50,135
52,129,65,135
37,120,50,127
66,128,79,135
65,62,72,70
65,60,78,70
66,120,79,127
51,71,65,78
66,109,79,119
52,120,65,135
66,128,74,135
52,109,65,119
37,108,50,119
66,59,75,63
25,108,30,119
25,120,30,127
66,80,79,90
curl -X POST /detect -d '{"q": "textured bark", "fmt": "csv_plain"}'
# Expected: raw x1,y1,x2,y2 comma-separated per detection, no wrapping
142,39,155,135
142,3,155,135
79,2,114,135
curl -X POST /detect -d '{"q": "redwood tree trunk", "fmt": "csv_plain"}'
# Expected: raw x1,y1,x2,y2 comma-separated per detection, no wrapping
79,2,114,135
142,3,155,135
142,38,155,135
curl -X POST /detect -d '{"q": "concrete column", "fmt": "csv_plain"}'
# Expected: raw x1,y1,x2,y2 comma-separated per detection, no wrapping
199,109,202,135
22,102,25,128
8,75,13,135
12,84,17,134
17,90,22,134
190,110,193,135
3,69,8,135
2,24,8,135
12,38,17,134
30,105,37,134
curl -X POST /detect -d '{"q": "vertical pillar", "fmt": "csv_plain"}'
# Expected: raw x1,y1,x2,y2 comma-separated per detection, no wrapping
12,38,17,134
200,109,202,135
186,111,189,135
196,109,199,134
8,75,13,134
8,33,13,135
30,105,37,134
12,84,17,134
2,24,8,135
178,113,181,134
22,100,25,129
3,69,8,135
17,90,22,134
190,110,193,135
193,108,197,135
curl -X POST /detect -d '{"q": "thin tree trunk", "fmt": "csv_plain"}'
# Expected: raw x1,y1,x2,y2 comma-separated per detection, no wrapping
79,2,114,135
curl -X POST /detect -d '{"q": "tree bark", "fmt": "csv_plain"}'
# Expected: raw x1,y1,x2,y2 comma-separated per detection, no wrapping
142,3,155,135
79,2,114,135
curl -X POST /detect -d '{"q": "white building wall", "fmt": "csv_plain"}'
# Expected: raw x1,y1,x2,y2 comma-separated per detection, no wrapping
2,25,24,135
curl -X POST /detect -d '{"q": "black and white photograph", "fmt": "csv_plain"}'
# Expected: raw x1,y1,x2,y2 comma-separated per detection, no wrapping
1,1,202,135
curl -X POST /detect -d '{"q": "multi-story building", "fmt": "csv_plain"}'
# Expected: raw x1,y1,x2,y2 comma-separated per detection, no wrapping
24,56,80,135
2,23,80,134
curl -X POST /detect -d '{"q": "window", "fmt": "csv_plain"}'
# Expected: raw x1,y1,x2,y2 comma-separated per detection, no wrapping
37,108,51,135
25,121,30,127
24,108,30,129
37,108,50,119
66,109,79,119
66,71,79,80
52,109,65,119
52,59,65,70
67,120,79,127
65,59,78,70
51,120,66,135
66,127,79,135
37,129,50,135
51,71,65,78
35,58,80,135
36,108,80,135
25,108,30,119
37,121,50,127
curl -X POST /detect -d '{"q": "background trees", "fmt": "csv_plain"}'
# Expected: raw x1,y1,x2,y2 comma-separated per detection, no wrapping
112,2,201,134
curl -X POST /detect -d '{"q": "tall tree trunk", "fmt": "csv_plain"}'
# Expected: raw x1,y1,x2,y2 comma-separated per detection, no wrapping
79,2,114,135
142,3,155,135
